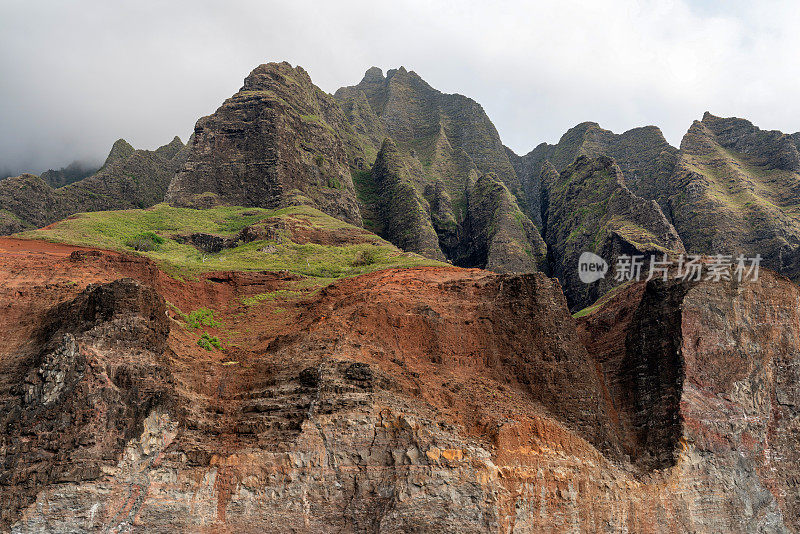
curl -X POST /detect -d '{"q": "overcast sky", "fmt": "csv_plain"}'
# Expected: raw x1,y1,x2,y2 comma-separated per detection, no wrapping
2,0,800,175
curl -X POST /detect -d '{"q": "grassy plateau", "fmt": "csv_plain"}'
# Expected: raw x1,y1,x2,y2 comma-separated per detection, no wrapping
19,203,445,281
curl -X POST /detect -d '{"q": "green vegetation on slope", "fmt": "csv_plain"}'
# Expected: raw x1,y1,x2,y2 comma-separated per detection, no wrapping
572,281,633,319
18,203,445,280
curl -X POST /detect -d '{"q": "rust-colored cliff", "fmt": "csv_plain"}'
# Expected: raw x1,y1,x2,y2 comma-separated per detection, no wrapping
1,237,798,533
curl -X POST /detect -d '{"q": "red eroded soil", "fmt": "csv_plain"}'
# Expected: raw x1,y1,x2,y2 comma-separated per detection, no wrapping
0,238,299,386
7,236,798,531
0,237,105,255
0,238,606,455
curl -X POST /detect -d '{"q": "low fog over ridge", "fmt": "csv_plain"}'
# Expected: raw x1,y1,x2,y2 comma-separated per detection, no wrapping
2,0,800,176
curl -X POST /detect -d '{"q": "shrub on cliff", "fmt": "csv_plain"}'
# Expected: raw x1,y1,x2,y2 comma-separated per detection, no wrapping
197,332,222,351
125,231,164,251
352,248,379,266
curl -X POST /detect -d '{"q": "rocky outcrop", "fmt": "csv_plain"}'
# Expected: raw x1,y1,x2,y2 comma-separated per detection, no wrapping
367,139,445,260
661,112,800,281
0,250,621,532
0,278,174,530
336,67,546,272
510,112,800,298
508,122,679,226
461,172,548,273
0,137,186,233
357,136,545,272
165,62,363,225
578,270,800,531
544,156,684,311
336,67,520,196
100,138,136,169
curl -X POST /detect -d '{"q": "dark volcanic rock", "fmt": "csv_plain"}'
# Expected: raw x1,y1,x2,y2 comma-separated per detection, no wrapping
0,278,174,530
544,155,684,311
661,112,800,281
460,172,548,273
336,66,520,195
360,138,548,271
336,67,550,271
166,62,363,225
578,270,800,531
368,139,445,260
509,122,679,225
336,67,549,272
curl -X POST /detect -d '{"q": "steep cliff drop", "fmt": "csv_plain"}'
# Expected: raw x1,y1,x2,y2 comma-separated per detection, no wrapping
1,235,799,532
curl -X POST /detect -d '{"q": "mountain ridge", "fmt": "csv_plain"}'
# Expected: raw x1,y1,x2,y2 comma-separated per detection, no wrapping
3,61,800,309
3,60,800,532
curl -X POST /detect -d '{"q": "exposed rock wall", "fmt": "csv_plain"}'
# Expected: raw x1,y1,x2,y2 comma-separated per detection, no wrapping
0,279,175,530
165,62,363,225
461,173,548,273
508,122,679,225
664,112,800,281
368,138,445,260
2,241,799,532
337,67,545,272
579,271,800,532
543,155,684,311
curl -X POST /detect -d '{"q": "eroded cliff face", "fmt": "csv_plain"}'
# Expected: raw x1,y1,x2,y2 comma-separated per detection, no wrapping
461,173,548,274
664,112,800,281
544,155,684,311
367,138,445,261
2,239,800,532
0,278,175,530
1,243,617,532
165,62,363,225
337,66,546,272
508,122,679,226
579,272,800,532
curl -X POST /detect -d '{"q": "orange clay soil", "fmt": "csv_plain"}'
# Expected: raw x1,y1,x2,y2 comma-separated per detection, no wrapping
0,237,606,458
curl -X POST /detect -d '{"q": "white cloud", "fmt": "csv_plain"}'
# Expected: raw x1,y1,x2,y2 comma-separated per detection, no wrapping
1,0,799,173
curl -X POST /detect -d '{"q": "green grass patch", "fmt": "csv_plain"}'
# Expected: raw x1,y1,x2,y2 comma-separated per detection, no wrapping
168,303,221,329
197,332,222,351
240,289,303,307
185,307,220,328
326,175,342,189
125,231,164,252
18,203,444,281
572,281,632,318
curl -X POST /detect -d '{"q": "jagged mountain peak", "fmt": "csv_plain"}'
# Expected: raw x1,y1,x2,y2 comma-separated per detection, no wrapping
243,61,314,90
386,65,408,78
165,62,362,223
543,154,684,310
361,65,384,81
683,111,800,172
339,66,520,198
510,120,679,227
102,138,135,168
665,112,800,279
154,136,184,160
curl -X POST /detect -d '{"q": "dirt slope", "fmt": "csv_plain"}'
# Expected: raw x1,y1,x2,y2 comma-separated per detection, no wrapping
1,238,799,532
